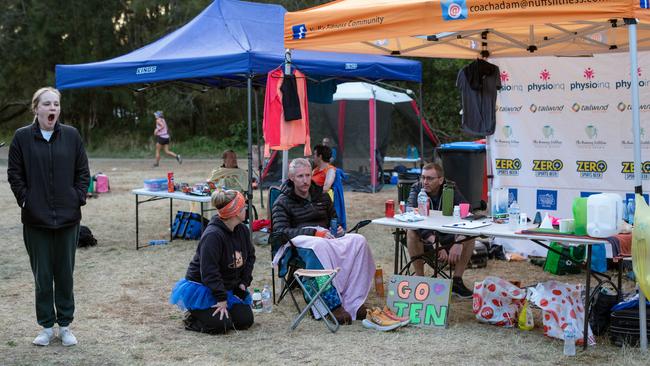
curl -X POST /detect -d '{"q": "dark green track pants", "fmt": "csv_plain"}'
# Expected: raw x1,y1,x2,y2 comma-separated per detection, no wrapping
23,224,79,328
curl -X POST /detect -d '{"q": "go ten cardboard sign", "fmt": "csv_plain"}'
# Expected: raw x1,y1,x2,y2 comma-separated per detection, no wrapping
386,275,451,328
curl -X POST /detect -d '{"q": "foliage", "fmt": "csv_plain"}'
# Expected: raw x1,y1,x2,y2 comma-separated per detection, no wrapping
0,0,472,156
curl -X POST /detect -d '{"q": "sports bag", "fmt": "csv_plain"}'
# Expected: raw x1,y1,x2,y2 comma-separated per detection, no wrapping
171,211,209,240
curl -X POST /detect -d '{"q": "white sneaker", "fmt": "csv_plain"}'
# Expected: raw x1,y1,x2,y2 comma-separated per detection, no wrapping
32,328,55,346
58,326,78,346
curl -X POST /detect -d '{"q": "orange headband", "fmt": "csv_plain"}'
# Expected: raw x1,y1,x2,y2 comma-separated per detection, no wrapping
218,191,246,219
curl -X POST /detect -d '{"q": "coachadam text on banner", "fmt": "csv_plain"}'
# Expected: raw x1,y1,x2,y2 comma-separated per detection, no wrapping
490,52,650,218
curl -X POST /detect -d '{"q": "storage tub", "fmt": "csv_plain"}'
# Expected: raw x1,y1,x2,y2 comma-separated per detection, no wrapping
144,178,168,191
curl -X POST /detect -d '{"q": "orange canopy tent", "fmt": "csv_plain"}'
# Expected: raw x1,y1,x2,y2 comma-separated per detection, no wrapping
284,0,649,351
284,0,650,58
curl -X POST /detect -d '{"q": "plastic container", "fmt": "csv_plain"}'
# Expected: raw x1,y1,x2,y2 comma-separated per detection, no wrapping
563,326,576,356
442,183,454,216
572,197,588,236
491,187,509,219
417,188,429,216
144,178,168,191
627,198,636,225
374,266,385,297
262,285,273,313
586,193,623,238
252,288,263,313
508,201,520,230
437,142,486,210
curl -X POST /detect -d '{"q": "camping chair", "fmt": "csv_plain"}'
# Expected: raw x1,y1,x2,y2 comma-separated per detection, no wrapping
290,268,340,333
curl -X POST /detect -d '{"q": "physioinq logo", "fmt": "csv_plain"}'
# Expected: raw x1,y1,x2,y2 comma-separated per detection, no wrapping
614,67,649,89
494,158,521,176
571,102,609,112
576,160,607,179
570,67,611,91
136,66,157,75
499,70,523,92
529,104,564,113
532,159,563,177
621,161,650,180
527,69,565,92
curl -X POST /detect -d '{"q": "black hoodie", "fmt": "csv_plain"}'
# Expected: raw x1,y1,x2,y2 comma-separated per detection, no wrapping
185,216,255,302
271,180,336,239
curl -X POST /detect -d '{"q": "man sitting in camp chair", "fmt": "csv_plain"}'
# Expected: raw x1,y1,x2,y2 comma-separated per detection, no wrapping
406,162,474,298
271,158,375,324
208,150,249,192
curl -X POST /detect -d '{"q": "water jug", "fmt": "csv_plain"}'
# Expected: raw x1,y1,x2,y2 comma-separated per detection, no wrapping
441,183,454,216
586,193,623,238
572,197,588,236
491,187,508,219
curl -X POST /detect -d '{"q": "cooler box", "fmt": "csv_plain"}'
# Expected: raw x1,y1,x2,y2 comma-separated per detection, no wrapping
436,142,486,210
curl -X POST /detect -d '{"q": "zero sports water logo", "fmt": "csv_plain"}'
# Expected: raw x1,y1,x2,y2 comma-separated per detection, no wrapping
532,159,563,177
441,0,468,21
576,160,607,179
495,158,521,176
621,161,650,180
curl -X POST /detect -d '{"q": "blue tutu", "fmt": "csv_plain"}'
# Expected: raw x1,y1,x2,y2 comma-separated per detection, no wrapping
169,278,252,311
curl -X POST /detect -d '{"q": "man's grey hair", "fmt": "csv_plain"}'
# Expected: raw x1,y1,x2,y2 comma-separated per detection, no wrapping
288,158,311,177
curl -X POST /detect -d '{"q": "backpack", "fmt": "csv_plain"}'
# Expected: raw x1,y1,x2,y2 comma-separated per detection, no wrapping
78,225,97,247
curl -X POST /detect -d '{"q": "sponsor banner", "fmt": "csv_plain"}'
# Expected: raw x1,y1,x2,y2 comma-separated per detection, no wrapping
490,52,650,216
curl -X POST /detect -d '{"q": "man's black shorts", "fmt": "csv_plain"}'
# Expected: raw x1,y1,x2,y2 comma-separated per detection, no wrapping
157,136,170,145
417,229,455,246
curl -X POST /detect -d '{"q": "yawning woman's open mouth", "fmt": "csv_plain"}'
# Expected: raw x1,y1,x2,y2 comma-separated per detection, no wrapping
48,114,55,122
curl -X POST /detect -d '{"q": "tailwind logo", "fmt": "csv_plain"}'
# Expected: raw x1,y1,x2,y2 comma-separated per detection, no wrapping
576,160,607,179
494,158,521,176
292,24,307,40
499,70,523,92
576,125,606,148
571,102,609,112
527,68,565,92
616,101,650,112
532,159,563,177
536,190,558,210
621,161,650,180
529,104,564,113
570,67,610,91
497,104,522,113
441,0,468,21
494,125,519,146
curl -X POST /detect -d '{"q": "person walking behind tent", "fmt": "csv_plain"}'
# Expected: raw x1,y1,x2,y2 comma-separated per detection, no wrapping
312,144,336,193
7,87,90,346
152,111,182,167
170,190,256,334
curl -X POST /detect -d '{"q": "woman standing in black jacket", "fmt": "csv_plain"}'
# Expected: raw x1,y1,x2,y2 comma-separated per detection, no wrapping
7,87,90,346
170,190,256,334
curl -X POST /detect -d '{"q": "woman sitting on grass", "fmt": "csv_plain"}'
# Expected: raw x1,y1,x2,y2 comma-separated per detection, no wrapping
170,190,256,334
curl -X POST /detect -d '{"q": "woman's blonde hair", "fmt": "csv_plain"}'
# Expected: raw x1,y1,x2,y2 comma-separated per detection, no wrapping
211,189,238,209
32,87,61,112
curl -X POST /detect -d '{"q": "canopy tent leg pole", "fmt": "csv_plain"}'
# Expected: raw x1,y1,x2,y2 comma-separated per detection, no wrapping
247,76,254,238
254,87,264,209
418,83,424,169
627,19,647,354
369,95,377,193
282,49,292,182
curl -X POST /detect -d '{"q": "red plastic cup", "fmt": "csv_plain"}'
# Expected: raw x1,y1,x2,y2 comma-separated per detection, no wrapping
459,203,470,218
385,200,395,218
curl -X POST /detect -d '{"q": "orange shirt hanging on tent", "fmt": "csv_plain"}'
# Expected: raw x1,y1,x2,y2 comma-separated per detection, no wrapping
263,68,311,157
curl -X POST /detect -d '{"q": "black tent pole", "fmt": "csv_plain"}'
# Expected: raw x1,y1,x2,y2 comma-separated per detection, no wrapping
254,87,264,209
247,75,254,240
419,83,424,168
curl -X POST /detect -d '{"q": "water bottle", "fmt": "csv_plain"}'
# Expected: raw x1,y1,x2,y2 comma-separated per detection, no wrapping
627,198,635,225
252,288,263,313
622,199,629,222
508,201,520,230
406,145,413,159
412,146,419,160
417,188,429,216
148,239,168,246
563,325,576,356
441,183,455,216
261,285,273,313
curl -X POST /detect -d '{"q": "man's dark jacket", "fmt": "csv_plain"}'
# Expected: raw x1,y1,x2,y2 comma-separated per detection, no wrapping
7,121,90,228
271,180,336,239
185,216,256,302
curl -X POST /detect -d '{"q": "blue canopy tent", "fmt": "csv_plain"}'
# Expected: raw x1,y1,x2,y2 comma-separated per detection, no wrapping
55,0,422,225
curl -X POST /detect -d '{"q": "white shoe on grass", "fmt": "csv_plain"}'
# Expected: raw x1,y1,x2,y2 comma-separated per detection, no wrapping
32,327,55,346
59,326,78,346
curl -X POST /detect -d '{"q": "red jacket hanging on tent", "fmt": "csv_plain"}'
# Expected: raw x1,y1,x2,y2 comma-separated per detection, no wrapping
263,68,311,157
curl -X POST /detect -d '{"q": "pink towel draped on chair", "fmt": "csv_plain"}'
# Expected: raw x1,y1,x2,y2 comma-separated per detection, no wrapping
272,233,375,320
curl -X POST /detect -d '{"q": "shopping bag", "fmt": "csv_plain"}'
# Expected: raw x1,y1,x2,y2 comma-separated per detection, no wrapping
543,242,585,275
472,276,526,327
529,280,596,346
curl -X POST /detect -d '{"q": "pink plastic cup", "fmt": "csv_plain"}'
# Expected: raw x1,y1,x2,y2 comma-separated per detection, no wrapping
459,203,470,218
